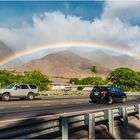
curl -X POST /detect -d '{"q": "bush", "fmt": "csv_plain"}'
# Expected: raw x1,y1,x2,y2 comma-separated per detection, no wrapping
77,86,83,91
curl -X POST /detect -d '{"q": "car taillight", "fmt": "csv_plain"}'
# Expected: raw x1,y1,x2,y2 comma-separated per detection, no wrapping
101,91,108,94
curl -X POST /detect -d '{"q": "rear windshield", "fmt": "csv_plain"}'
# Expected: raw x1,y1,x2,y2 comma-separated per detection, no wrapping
29,85,37,89
93,86,108,91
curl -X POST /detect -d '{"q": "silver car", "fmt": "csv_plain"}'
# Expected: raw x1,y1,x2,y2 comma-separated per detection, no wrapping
0,84,39,101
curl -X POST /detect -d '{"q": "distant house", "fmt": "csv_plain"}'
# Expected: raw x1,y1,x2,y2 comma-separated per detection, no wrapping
50,82,94,91
50,82,71,91
82,85,94,92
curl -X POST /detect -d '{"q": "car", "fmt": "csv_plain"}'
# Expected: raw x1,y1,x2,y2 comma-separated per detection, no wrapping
90,86,127,104
0,84,39,101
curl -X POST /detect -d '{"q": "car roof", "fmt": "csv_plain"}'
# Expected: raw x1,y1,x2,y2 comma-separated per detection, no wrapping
14,83,36,85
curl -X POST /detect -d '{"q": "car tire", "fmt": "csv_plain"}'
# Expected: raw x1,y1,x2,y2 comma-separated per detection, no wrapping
92,99,97,103
2,93,10,101
122,96,126,103
106,96,113,105
27,93,34,100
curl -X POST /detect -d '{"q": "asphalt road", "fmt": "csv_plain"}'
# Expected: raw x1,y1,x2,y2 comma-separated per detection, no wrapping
0,95,139,121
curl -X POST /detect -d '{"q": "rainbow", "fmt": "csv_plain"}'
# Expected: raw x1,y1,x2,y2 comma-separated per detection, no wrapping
0,41,140,65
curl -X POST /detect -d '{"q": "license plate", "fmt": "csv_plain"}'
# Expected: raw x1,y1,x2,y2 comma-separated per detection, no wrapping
94,92,99,95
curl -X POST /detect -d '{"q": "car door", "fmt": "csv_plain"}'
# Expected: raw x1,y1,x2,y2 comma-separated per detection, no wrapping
115,87,123,98
108,86,116,97
13,84,29,98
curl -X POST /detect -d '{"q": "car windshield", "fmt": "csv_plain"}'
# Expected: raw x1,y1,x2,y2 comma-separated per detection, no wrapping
6,84,15,89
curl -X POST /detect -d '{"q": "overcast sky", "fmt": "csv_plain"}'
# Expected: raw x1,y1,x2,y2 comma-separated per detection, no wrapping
0,1,140,61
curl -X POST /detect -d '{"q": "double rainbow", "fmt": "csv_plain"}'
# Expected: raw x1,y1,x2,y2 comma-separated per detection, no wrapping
0,41,140,65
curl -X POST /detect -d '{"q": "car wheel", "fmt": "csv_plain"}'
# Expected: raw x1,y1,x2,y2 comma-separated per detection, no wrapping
106,96,113,105
92,99,97,103
2,93,10,101
122,96,126,103
27,93,34,100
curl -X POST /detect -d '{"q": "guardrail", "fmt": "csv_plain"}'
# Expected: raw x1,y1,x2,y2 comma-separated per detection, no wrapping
0,104,139,139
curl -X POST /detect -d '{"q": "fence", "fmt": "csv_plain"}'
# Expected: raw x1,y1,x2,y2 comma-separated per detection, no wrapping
0,104,139,139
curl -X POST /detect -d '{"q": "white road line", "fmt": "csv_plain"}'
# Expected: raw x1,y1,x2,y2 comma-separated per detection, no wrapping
61,103,68,105
76,102,82,104
20,105,30,108
42,104,51,106
0,107,5,109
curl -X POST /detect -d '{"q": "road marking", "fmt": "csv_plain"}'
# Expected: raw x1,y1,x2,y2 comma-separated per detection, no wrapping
61,103,68,105
20,105,30,108
42,104,51,106
76,102,82,104
0,107,5,109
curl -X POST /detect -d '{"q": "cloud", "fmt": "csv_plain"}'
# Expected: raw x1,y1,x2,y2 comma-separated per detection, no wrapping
103,1,140,24
0,1,140,62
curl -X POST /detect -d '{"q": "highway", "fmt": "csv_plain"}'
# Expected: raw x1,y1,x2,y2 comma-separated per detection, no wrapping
0,95,139,121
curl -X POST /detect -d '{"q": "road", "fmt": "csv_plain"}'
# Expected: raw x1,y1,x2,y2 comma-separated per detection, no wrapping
0,95,139,121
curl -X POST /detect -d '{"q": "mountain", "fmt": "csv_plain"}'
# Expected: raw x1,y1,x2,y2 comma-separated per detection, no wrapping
0,41,23,68
18,50,110,79
69,48,140,71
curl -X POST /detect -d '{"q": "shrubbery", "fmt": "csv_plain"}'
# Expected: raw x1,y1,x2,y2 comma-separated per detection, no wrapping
70,76,107,86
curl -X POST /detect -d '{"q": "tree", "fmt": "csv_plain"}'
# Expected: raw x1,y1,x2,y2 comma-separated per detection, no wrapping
91,66,97,74
107,67,140,91
21,70,50,91
70,78,79,85
0,70,18,88
80,77,94,85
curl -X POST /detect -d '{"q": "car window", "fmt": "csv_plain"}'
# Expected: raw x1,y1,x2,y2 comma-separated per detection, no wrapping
109,87,116,92
29,84,37,89
6,84,15,89
19,85,29,89
115,87,120,92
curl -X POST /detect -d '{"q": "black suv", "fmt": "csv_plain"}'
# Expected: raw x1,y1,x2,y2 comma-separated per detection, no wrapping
90,86,127,104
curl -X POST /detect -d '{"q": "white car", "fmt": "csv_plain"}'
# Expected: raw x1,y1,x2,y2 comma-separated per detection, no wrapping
0,84,39,101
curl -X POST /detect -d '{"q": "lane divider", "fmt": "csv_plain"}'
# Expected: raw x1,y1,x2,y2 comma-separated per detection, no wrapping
61,103,68,105
76,102,82,104
20,105,30,108
0,107,5,109
42,104,51,106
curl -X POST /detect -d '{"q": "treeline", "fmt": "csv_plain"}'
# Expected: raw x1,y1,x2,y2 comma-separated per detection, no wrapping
70,67,140,92
0,67,140,91
0,70,50,91
70,76,107,85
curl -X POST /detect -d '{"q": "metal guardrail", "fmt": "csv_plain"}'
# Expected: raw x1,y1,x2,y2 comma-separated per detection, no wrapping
0,104,139,139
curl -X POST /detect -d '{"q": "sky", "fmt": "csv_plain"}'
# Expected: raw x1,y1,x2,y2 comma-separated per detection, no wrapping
0,1,140,62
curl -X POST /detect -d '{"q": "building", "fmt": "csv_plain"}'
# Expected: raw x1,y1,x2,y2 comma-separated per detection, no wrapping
50,82,72,91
